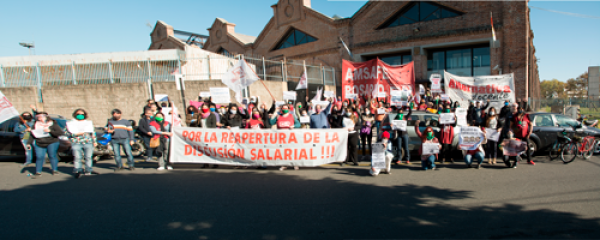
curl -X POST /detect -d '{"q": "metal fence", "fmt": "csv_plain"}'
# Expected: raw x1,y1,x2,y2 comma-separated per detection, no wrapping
529,97,600,119
0,55,336,88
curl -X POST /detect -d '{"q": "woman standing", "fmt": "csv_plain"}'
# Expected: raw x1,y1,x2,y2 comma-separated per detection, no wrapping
270,104,300,170
185,105,199,127
149,112,173,170
484,108,501,164
195,104,212,128
221,105,244,129
414,120,441,170
67,109,97,178
393,105,412,164
14,112,34,167
245,109,264,129
439,105,456,164
360,108,375,159
342,107,361,166
28,112,64,177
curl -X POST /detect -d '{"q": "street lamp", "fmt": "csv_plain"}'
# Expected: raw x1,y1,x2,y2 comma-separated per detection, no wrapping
19,42,35,55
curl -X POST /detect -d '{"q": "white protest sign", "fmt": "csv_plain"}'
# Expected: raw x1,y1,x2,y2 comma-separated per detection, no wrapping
283,91,297,101
430,73,443,93
67,120,94,133
502,139,527,157
210,88,231,103
324,91,335,98
392,120,407,131
419,84,425,95
343,118,355,130
444,71,516,111
371,143,386,169
161,107,173,122
458,127,484,150
31,129,50,138
0,90,20,124
377,108,386,115
485,128,501,142
378,91,387,98
441,94,449,101
311,100,330,108
345,93,357,99
300,116,310,123
390,90,402,106
422,143,440,155
455,107,468,126
439,113,455,124
199,92,211,98
154,94,169,102
275,101,286,108
170,128,348,166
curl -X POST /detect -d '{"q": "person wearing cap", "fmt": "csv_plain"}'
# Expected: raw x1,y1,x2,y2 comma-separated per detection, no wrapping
106,109,136,171
369,131,393,176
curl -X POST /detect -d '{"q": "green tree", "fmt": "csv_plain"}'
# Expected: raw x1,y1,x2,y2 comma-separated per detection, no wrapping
540,79,565,98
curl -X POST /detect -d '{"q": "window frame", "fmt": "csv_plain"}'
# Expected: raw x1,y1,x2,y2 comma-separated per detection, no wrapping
377,2,463,29
273,28,317,51
533,114,555,127
365,52,413,66
426,43,491,80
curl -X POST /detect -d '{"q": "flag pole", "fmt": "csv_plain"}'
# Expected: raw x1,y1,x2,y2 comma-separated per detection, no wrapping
242,58,276,101
304,60,308,101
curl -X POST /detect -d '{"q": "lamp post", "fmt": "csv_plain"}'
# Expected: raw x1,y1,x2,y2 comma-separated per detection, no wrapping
19,42,35,55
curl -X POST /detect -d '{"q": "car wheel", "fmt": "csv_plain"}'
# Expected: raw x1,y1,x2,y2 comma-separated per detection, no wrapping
130,139,145,157
594,140,600,154
521,140,537,158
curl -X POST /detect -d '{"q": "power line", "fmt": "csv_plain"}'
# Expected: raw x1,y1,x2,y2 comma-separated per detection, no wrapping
530,6,600,20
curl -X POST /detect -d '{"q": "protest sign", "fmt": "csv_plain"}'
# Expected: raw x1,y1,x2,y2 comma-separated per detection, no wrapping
210,88,231,103
377,108,386,115
439,113,456,124
430,73,443,93
419,84,425,95
311,100,330,108
390,90,402,106
371,143,386,169
444,71,516,111
485,128,501,142
324,91,335,98
458,127,484,150
345,93,357,99
31,129,50,138
440,94,449,101
154,94,169,102
67,120,94,133
455,108,468,126
283,91,297,101
502,139,527,156
161,107,173,122
199,92,211,98
422,143,440,155
300,116,310,123
0,91,19,124
275,101,286,108
342,59,415,103
343,118,355,130
392,120,407,131
170,128,349,166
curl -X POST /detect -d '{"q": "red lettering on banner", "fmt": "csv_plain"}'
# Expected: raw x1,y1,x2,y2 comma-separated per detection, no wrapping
310,149,316,160
284,149,292,160
242,133,249,143
288,133,297,144
185,145,192,155
183,131,189,140
203,147,210,156
204,132,210,142
299,149,307,160
236,149,244,159
256,149,265,160
266,149,273,160
209,133,217,143
217,148,224,158
195,132,201,142
196,146,203,156
321,146,325,159
274,149,282,160
313,133,320,143
331,145,335,157
256,132,262,144
234,133,241,144
269,133,277,144
279,133,286,144
304,133,312,143
504,85,511,93
221,133,228,143
294,149,298,159
228,149,236,158
263,133,270,144
249,133,255,144
251,149,256,160
228,133,234,143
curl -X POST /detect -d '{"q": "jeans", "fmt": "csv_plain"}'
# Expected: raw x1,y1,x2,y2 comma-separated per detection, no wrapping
34,141,60,174
142,135,153,160
72,143,94,173
396,134,410,161
158,140,170,168
464,151,485,166
486,140,498,159
375,121,382,137
21,139,33,164
421,155,436,170
360,133,372,155
517,137,532,162
441,143,453,162
112,138,134,168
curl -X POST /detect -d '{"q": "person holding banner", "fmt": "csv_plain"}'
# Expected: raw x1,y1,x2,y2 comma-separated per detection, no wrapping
28,112,64,177
149,112,173,170
414,120,441,170
393,106,412,164
462,128,488,169
66,109,97,178
195,104,213,129
272,105,301,171
245,109,265,129
138,109,155,162
484,108,502,164
342,107,361,166
14,111,34,167
221,105,244,129
185,105,199,127
501,130,523,168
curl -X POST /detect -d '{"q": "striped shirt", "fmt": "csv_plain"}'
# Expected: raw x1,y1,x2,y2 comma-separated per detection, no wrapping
107,119,134,140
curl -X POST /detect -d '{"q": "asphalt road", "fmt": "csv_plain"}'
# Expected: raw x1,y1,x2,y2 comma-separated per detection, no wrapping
0,155,599,240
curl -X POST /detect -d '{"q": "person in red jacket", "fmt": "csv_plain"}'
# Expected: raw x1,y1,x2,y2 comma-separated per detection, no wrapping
415,120,441,170
439,105,456,163
245,109,264,129
149,112,173,170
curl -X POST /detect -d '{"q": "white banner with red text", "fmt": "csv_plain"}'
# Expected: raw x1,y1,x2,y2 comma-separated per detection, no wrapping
169,127,348,166
444,71,515,111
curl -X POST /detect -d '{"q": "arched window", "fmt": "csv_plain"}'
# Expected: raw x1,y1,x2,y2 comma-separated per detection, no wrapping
378,2,462,29
274,28,317,50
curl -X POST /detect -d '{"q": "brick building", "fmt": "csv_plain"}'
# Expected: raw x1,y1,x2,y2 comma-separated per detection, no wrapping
150,0,541,101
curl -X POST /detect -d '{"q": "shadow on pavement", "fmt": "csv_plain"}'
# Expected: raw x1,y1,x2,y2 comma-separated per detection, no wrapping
0,169,599,240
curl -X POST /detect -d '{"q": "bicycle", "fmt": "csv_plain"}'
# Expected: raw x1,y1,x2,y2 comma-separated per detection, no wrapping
577,136,596,160
548,129,577,163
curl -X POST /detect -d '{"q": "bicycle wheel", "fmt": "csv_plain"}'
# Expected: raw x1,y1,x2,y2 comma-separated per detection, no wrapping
561,143,578,164
548,143,560,160
582,139,595,160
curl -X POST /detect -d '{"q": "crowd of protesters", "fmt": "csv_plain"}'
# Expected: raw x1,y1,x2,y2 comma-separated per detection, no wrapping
14,87,536,179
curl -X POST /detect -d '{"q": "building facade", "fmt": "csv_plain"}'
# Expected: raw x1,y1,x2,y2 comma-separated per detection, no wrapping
150,0,541,101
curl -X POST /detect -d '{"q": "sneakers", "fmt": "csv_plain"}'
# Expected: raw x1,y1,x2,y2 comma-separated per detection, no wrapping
129,167,136,171
167,166,173,170
477,164,483,169
52,171,60,175
75,172,82,179
32,173,42,179
406,160,410,164
294,166,299,170
85,172,92,176
157,167,165,171
22,162,33,167
114,167,124,172
279,167,287,171
527,161,535,165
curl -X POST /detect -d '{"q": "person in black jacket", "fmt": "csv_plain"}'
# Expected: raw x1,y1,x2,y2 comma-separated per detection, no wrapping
342,107,362,166
28,112,64,177
393,105,412,164
138,108,154,162
469,100,490,126
221,104,244,129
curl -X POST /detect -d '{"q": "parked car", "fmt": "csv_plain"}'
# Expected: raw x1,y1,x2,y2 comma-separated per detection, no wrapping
528,112,600,154
0,116,72,161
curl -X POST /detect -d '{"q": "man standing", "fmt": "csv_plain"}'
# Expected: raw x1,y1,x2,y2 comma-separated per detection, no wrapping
310,98,332,129
107,109,136,171
138,109,154,162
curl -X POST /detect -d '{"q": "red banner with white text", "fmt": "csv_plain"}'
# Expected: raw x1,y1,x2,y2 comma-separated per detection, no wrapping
342,59,415,102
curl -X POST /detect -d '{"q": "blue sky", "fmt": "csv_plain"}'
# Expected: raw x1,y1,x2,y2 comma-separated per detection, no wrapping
0,0,598,82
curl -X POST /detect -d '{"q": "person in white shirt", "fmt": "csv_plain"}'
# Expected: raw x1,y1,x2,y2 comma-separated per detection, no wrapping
370,131,393,176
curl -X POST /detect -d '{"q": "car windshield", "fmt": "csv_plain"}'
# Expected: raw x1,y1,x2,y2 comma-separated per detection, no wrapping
555,114,579,127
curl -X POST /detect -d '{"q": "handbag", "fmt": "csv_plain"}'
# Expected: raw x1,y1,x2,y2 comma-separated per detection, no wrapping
360,121,372,135
150,137,160,148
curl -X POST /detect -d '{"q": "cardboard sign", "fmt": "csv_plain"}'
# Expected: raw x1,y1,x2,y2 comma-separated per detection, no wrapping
502,139,527,156
154,94,169,102
199,92,211,97
210,88,231,103
422,143,440,155
458,127,484,150
392,120,407,131
430,73,443,93
66,120,94,133
324,91,335,98
371,143,386,169
300,116,310,123
283,91,297,101
377,108,386,115
485,127,501,142
439,113,456,124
